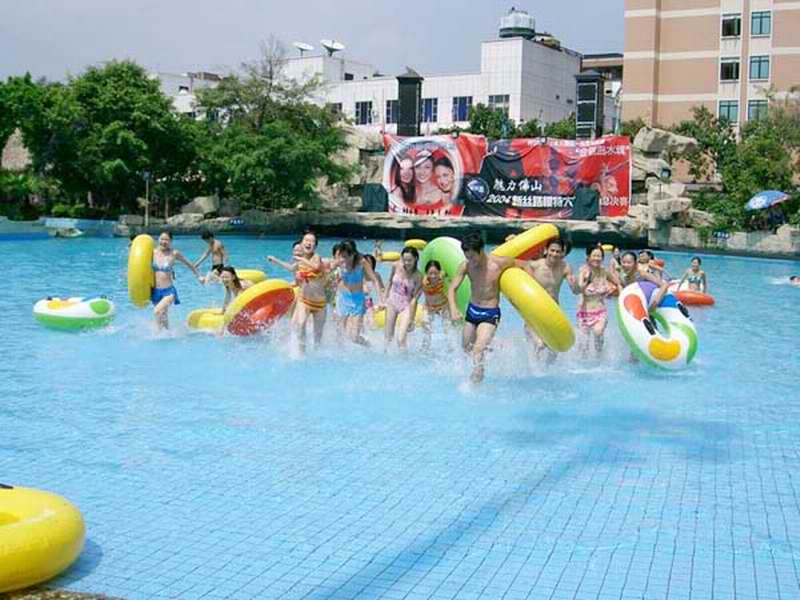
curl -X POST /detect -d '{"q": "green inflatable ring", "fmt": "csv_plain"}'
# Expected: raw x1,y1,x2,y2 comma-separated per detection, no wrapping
419,237,471,315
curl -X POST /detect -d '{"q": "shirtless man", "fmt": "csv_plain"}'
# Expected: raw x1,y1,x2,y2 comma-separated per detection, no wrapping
522,238,580,361
194,231,229,283
448,231,519,384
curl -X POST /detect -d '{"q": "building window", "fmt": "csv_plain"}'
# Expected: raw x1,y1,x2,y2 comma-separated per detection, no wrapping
327,102,342,114
421,98,438,123
385,100,398,124
751,11,771,36
488,94,510,115
749,55,770,81
748,100,768,121
721,14,741,38
720,58,740,82
344,73,354,81
452,96,473,122
718,100,739,123
355,101,373,125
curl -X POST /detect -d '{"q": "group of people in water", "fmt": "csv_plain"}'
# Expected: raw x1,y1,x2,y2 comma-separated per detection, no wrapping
140,228,723,384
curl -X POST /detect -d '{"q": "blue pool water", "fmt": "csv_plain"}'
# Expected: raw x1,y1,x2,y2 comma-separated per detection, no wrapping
2,236,800,600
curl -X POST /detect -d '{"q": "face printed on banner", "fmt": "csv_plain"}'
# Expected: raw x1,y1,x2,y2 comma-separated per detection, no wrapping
435,164,454,194
398,158,414,184
415,158,433,184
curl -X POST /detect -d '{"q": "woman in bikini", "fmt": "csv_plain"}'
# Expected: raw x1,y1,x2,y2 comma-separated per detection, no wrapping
220,266,253,311
383,247,422,351
335,239,383,346
151,231,202,330
269,231,327,354
678,256,708,293
576,245,620,356
420,260,449,351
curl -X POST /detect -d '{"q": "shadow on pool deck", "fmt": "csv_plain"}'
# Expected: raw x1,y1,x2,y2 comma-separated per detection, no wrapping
303,405,737,599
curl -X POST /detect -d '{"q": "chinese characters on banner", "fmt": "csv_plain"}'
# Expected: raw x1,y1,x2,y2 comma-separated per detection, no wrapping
382,134,631,219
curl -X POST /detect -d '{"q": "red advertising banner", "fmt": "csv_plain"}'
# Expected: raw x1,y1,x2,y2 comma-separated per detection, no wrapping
383,134,631,219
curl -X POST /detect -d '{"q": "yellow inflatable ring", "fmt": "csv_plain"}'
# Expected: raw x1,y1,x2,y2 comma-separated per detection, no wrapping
224,279,295,336
492,223,560,261
371,304,424,329
491,224,574,352
379,251,401,262
186,308,224,332
236,269,266,284
404,239,427,250
499,268,575,352
127,234,154,307
602,243,615,253
0,484,85,593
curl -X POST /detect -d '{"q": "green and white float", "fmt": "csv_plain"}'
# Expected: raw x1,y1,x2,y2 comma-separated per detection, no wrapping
33,296,115,331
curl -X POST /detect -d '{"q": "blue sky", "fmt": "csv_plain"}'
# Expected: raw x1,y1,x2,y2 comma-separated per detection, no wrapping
0,1,624,80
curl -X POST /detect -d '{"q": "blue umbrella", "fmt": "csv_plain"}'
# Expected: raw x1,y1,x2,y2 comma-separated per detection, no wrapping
745,190,790,211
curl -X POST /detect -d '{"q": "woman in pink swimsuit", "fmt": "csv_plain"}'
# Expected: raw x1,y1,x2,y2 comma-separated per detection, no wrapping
383,247,422,350
576,245,620,356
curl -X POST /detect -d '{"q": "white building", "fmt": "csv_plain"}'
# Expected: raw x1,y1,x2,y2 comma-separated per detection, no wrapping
283,8,583,133
150,71,221,118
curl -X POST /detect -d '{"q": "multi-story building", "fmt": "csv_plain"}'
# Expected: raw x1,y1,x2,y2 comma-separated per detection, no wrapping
623,0,800,128
283,8,587,133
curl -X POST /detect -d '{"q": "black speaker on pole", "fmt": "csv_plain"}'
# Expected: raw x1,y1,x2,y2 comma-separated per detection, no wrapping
575,71,605,140
397,67,423,137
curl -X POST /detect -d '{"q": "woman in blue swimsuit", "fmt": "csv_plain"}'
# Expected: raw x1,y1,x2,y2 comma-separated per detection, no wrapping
335,239,383,346
152,231,202,330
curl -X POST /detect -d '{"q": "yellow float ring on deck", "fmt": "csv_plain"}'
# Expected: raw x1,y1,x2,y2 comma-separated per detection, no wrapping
492,223,560,261
404,239,427,250
127,234,155,308
499,268,575,352
0,484,85,593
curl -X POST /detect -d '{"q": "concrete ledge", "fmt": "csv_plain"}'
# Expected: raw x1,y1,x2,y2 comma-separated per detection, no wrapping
119,211,648,247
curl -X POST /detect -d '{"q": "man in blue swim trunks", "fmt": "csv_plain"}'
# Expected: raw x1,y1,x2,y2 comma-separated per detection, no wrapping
448,231,520,384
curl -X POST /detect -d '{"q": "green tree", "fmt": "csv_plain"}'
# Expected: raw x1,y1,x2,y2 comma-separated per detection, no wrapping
195,39,352,209
516,118,542,138
466,104,517,139
9,62,199,214
673,106,737,181
542,114,576,139
620,117,647,140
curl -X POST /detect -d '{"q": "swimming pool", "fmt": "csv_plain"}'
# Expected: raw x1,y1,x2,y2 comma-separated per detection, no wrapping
2,236,799,599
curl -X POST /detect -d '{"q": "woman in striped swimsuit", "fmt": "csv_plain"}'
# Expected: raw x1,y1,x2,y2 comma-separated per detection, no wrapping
420,260,449,351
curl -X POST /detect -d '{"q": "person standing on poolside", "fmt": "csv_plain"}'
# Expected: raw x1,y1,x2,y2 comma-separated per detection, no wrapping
335,239,383,346
448,231,519,384
522,238,581,361
575,245,620,357
383,247,423,351
678,256,709,293
268,230,328,354
152,231,202,330
194,231,228,284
